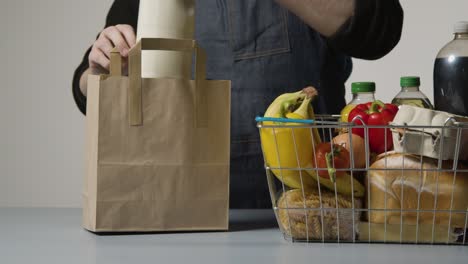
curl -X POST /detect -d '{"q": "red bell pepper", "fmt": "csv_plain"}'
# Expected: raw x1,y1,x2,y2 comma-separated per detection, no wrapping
348,100,398,154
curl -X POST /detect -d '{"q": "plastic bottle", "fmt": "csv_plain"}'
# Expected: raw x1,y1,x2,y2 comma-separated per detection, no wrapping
434,21,468,116
340,82,376,123
392,76,434,109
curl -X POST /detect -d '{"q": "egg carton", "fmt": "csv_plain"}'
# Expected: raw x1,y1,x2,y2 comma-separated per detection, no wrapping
390,105,468,161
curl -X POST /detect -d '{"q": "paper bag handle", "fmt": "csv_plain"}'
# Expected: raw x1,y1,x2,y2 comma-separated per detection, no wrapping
109,38,208,127
109,48,123,77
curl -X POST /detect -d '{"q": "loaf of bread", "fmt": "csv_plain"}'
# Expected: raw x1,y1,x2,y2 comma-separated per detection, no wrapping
277,189,361,241
359,222,462,243
367,153,468,227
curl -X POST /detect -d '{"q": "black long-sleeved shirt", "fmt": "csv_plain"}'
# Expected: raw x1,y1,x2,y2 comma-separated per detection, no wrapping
73,0,404,115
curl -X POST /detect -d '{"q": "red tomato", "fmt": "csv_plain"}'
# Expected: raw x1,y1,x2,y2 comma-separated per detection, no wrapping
314,143,350,182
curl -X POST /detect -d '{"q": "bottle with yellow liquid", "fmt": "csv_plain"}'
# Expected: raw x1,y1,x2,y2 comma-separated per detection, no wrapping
392,77,434,109
340,82,376,123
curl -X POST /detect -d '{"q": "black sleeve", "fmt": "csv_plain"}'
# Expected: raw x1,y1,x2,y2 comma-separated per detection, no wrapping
327,0,404,60
72,0,139,115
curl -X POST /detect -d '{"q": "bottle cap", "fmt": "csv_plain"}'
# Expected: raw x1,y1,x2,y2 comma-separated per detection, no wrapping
454,21,468,33
351,82,376,93
400,76,420,87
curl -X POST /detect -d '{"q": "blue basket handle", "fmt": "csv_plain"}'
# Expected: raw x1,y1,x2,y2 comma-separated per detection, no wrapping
255,116,315,124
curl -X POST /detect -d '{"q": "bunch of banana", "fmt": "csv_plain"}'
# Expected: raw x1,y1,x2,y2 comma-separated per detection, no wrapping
260,87,322,190
260,87,365,198
311,173,365,198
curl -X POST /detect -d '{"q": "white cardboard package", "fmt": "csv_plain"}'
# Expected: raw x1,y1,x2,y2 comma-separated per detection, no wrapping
391,105,468,160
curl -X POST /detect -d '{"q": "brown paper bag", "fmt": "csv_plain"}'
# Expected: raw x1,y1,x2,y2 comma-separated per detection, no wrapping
83,38,231,232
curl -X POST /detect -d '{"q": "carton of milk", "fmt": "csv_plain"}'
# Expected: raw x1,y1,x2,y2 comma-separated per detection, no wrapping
391,105,468,160
137,0,195,79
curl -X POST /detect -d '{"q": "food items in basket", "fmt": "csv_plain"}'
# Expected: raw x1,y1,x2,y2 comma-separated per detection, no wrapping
348,100,398,154
333,133,367,168
391,105,468,161
277,189,362,241
260,87,322,189
314,143,350,182
366,152,468,227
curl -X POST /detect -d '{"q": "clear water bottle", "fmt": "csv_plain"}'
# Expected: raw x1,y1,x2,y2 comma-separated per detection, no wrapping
434,21,468,116
392,76,433,109
340,82,376,123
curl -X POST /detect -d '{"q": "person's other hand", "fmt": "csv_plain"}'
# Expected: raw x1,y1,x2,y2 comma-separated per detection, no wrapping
89,24,136,75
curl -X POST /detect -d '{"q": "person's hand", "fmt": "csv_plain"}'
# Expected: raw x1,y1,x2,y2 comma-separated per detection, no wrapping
89,24,136,75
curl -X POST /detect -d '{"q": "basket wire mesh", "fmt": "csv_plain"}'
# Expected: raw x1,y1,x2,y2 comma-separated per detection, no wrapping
256,115,468,245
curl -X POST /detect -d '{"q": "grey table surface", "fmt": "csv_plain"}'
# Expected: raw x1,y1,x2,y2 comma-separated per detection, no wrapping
1,208,467,264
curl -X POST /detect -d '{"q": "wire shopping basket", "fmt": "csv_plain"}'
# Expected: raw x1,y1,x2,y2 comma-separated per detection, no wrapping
256,114,468,245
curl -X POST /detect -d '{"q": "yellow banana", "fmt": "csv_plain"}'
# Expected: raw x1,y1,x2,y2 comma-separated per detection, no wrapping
309,173,365,198
260,87,322,190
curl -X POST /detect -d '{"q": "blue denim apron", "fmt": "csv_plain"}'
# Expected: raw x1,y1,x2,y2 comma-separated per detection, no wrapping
195,0,352,208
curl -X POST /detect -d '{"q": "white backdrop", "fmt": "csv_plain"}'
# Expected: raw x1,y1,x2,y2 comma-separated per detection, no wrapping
1,0,114,207
345,1,467,103
1,0,467,207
